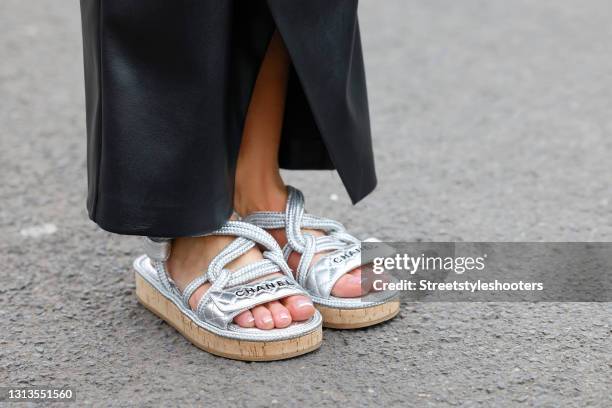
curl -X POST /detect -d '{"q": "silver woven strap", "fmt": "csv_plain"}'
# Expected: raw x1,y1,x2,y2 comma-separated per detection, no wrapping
245,186,363,298
182,275,209,305
146,220,306,329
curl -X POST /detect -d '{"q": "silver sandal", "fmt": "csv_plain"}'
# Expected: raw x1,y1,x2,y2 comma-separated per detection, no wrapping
133,220,322,361
245,187,400,329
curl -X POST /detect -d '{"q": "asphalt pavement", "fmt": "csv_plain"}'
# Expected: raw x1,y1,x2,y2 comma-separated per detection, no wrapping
1,1,610,406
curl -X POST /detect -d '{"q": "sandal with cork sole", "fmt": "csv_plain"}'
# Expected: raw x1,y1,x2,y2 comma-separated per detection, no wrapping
134,221,322,361
245,186,400,329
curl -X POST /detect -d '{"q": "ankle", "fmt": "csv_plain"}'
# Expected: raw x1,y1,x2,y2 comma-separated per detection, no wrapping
234,173,287,216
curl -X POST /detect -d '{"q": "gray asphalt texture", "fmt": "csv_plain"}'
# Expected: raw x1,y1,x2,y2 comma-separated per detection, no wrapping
1,1,611,407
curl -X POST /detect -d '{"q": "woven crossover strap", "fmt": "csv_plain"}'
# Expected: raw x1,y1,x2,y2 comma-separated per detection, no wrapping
193,221,300,322
146,220,305,329
245,186,362,297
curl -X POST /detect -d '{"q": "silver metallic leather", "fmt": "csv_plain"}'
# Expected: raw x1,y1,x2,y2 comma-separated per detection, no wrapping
304,244,363,298
135,220,322,341
143,238,170,261
245,186,399,309
198,277,305,329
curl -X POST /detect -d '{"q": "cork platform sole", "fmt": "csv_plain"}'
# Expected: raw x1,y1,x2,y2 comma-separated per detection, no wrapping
135,272,323,361
316,300,400,329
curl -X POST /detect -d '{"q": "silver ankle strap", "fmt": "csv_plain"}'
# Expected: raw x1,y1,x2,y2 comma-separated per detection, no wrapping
143,237,171,261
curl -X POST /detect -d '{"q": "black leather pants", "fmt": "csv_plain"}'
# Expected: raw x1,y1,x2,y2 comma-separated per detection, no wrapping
79,0,376,237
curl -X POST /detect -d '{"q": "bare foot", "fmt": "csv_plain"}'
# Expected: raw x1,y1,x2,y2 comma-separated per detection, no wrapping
166,235,315,329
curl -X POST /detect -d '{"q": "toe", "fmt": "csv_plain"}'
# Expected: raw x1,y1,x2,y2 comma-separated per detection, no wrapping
330,269,364,298
282,295,315,321
266,301,292,328
360,267,376,292
233,310,255,328
251,305,275,330
370,270,389,292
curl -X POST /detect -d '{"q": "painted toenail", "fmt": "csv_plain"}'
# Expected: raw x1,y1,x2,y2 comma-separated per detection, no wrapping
295,299,313,309
246,315,255,323
279,312,290,321
262,316,274,324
